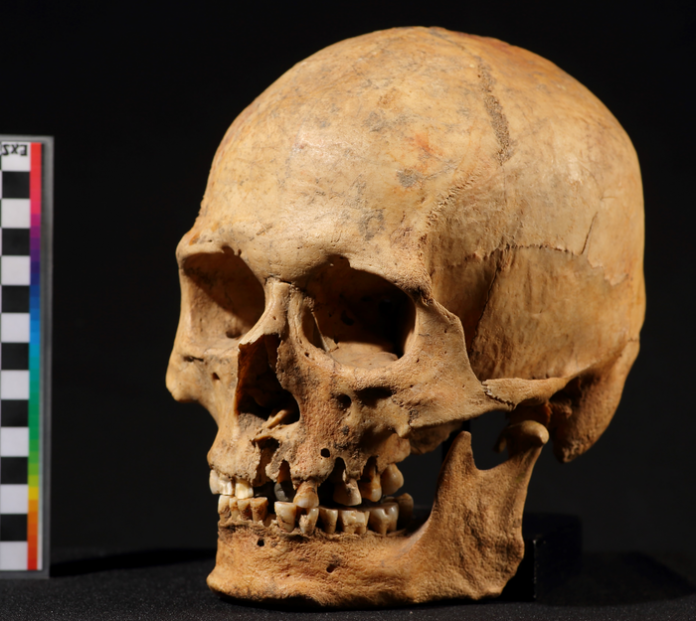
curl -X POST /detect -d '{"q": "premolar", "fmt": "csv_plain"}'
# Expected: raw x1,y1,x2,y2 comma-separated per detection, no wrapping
319,507,338,534
238,498,253,521
333,478,361,506
250,497,268,523
299,507,319,535
380,464,404,496
358,464,382,503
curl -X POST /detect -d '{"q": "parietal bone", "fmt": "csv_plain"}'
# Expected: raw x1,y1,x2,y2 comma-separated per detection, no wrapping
167,26,645,607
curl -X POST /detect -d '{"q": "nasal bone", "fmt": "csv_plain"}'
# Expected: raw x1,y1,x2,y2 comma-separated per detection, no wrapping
237,280,291,347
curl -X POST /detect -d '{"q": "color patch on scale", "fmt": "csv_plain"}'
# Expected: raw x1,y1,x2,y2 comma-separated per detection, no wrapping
0,138,51,575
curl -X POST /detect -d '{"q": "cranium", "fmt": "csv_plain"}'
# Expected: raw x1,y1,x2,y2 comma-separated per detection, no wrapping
166,27,644,606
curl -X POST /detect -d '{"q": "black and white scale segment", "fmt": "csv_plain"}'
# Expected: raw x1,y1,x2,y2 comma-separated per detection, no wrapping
0,143,33,571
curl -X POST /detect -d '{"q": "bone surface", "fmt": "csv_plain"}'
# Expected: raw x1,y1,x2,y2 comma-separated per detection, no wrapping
167,26,644,607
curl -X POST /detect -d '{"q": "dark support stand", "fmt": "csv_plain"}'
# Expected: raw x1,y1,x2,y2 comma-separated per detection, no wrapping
503,513,583,601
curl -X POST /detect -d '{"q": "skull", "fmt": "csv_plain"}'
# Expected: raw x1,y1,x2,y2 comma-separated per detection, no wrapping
166,27,644,606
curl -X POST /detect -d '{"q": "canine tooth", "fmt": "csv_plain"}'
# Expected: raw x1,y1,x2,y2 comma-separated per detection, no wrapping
274,501,298,532
380,464,404,496
238,498,253,520
384,501,399,532
294,481,319,508
358,464,382,503
250,497,268,523
217,495,231,513
235,479,254,499
274,481,295,502
367,506,390,535
338,509,368,535
228,497,241,521
299,507,319,535
395,493,413,528
318,507,338,534
333,478,362,506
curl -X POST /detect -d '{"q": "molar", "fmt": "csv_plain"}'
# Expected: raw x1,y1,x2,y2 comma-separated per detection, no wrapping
274,501,298,532
338,509,368,535
384,501,399,532
366,506,390,535
395,493,413,528
380,464,404,496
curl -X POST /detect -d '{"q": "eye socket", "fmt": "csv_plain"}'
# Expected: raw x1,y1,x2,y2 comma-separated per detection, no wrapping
182,248,265,341
304,258,415,369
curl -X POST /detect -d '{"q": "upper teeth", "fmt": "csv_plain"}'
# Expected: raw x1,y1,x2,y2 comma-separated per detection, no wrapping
210,463,409,536
333,478,362,506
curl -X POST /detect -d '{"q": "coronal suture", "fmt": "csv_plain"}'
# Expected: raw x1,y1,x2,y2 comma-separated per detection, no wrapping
167,26,645,607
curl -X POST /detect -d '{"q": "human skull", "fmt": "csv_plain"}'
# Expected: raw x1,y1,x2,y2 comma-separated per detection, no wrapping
166,27,644,606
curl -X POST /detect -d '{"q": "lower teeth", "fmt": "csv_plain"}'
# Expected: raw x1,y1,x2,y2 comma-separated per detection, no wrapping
217,495,412,536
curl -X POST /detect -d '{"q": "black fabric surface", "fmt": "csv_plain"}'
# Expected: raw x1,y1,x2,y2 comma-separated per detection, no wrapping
1,549,695,620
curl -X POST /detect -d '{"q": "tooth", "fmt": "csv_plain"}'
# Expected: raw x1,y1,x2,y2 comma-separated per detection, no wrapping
250,497,268,523
294,481,319,508
210,470,222,494
238,498,253,520
274,501,298,532
333,478,362,506
384,501,399,532
366,506,390,535
380,464,404,496
274,481,295,502
235,479,254,499
299,507,319,535
264,407,296,429
358,464,382,503
228,497,241,521
215,473,234,496
395,493,413,528
318,507,338,534
338,509,368,535
217,495,231,513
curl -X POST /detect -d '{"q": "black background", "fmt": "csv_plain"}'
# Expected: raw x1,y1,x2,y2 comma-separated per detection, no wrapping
1,0,694,558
